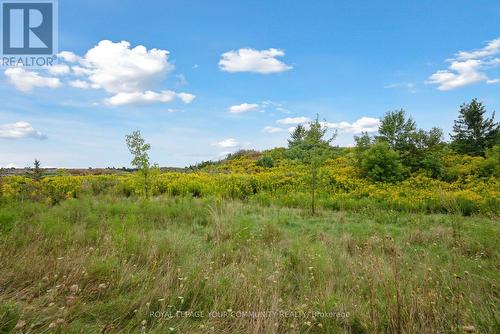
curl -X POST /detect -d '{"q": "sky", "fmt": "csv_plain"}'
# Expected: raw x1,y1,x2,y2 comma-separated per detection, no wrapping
0,0,499,168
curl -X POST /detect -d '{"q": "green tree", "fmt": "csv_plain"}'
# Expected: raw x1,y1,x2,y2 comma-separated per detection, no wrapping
450,99,499,156
354,132,373,162
287,116,335,215
288,124,307,148
32,159,43,181
376,109,445,172
359,141,406,182
377,109,416,151
256,156,274,168
125,130,153,198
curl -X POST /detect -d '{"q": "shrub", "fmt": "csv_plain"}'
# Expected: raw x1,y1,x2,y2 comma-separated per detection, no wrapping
359,142,406,182
256,156,274,168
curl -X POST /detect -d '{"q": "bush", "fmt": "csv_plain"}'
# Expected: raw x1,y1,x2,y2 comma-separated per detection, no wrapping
421,154,445,179
359,142,406,182
478,145,500,177
256,156,274,168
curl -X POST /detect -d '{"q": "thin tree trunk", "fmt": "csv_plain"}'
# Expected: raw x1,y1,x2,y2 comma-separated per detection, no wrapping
311,187,315,215
311,168,316,215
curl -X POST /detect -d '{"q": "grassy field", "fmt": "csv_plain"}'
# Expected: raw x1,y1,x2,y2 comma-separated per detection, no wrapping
0,196,498,333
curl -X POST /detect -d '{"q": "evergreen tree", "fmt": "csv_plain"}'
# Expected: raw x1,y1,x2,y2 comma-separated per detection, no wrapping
33,159,42,181
450,99,499,156
288,124,306,147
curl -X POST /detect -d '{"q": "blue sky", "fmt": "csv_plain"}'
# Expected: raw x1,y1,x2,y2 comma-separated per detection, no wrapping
1,0,499,168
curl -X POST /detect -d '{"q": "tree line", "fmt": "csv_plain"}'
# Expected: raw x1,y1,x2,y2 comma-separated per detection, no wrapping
123,98,498,214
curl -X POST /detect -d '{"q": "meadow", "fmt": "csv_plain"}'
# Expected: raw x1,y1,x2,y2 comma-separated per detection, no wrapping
1,106,499,333
0,195,498,333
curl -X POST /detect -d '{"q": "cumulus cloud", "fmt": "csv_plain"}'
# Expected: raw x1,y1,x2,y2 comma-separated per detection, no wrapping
176,92,196,103
4,68,61,92
5,40,196,106
427,37,500,90
47,64,70,76
219,48,292,74
262,126,284,133
68,40,195,105
69,80,95,89
57,51,80,63
229,103,260,113
426,59,487,91
276,117,310,125
322,117,380,134
105,90,195,106
78,40,173,94
0,121,47,139
216,138,239,148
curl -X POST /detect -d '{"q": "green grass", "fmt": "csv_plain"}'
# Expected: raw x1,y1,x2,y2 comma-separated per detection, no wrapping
0,196,498,333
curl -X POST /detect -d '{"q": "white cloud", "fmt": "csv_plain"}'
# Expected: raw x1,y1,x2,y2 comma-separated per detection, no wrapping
58,40,195,106
0,121,47,140
229,103,260,113
322,117,380,134
57,51,80,63
456,37,500,60
427,37,500,90
48,64,70,75
4,68,61,92
78,40,173,93
176,92,196,104
216,138,239,148
219,48,292,74
384,82,417,93
276,116,310,125
71,65,93,76
426,59,487,91
5,40,193,105
69,79,94,89
486,78,500,84
105,90,195,106
262,126,284,133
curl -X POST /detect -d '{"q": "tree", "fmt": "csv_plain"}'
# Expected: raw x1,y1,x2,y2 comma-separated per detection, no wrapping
287,116,335,215
125,130,153,198
288,124,307,147
354,132,373,162
377,109,416,152
376,109,445,172
32,159,42,181
359,141,406,182
450,99,499,156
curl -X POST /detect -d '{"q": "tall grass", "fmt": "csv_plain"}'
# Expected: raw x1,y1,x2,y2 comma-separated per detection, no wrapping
0,196,498,333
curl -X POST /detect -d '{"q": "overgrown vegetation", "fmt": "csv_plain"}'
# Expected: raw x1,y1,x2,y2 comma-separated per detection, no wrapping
0,197,498,333
0,99,499,333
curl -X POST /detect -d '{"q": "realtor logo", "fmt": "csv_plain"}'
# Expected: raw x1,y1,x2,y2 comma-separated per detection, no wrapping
1,0,57,66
